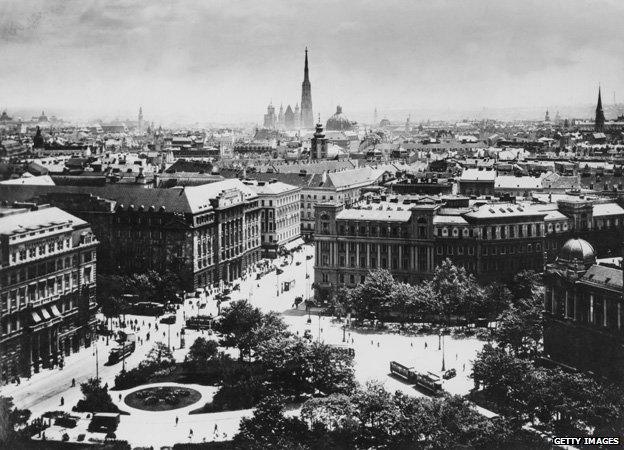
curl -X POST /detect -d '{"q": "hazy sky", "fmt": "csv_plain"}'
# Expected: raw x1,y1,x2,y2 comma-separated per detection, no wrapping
1,0,623,123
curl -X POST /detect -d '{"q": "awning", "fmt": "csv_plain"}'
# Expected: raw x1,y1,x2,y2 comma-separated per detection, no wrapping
31,311,42,323
50,305,62,317
283,237,305,251
40,308,51,320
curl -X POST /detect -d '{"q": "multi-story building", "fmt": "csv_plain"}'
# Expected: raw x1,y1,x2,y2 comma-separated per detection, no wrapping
543,238,624,381
245,180,302,258
314,202,437,301
0,205,98,384
0,179,262,290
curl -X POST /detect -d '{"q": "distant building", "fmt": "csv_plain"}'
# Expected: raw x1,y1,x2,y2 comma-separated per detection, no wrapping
263,103,277,129
0,205,98,383
310,122,328,160
543,238,624,381
595,87,606,132
284,105,295,130
326,105,356,131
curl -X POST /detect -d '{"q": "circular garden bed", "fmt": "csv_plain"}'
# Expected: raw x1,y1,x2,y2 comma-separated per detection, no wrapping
124,386,202,411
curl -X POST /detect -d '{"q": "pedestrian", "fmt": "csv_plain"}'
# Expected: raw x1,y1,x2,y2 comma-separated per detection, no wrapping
190,428,194,436
71,378,75,387
175,416,179,426
60,396,64,406
425,342,428,349
410,342,413,347
377,342,380,347
370,340,373,345
119,394,122,401
455,353,458,360
463,363,466,372
214,423,218,434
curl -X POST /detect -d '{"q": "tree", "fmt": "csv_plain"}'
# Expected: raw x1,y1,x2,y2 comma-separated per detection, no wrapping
234,396,309,450
255,337,356,398
471,344,534,413
216,300,263,359
509,270,541,301
494,298,543,357
348,269,395,320
0,397,30,445
483,282,513,319
145,342,175,366
184,337,219,372
74,378,119,413
430,259,481,324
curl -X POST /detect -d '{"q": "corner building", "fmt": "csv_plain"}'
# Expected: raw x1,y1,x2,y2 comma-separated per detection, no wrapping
0,205,98,384
543,238,624,381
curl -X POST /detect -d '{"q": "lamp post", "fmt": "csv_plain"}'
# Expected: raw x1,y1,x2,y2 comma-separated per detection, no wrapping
168,323,171,349
342,321,346,343
121,340,126,372
441,333,446,372
95,342,99,379
438,332,441,351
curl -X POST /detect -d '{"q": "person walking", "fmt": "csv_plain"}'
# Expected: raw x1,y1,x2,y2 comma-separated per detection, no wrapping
60,396,64,406
175,416,179,426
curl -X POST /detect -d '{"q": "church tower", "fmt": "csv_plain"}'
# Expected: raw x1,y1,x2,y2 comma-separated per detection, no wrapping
294,103,301,129
310,118,327,160
300,48,314,129
595,87,605,132
138,107,144,133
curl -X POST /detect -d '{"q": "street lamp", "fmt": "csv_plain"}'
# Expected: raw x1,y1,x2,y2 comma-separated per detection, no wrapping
438,332,441,351
441,333,446,372
342,321,346,343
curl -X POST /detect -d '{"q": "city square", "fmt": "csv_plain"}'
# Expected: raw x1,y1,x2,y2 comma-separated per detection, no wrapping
1,1,624,448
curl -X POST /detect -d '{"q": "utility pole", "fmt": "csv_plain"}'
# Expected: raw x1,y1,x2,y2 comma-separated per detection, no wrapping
122,340,126,372
441,333,446,372
95,343,99,379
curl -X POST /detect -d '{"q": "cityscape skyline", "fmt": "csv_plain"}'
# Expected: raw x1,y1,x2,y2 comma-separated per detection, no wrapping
1,0,624,124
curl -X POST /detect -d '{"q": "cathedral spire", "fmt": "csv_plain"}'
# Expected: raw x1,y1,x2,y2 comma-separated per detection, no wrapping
595,86,605,132
304,47,309,83
300,47,314,128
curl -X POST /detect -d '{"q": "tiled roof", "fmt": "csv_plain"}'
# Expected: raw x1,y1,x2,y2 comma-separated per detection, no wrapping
495,176,541,189
580,265,622,290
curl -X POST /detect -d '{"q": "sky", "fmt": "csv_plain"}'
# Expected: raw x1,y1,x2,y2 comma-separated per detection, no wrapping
1,0,623,124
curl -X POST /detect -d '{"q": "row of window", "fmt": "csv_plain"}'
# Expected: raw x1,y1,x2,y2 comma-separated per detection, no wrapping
9,238,72,265
1,252,94,288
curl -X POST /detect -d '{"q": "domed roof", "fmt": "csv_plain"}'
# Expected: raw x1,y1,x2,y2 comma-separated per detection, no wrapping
326,105,354,131
557,238,596,264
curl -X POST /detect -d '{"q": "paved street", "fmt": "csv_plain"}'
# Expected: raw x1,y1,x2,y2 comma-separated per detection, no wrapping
2,244,487,447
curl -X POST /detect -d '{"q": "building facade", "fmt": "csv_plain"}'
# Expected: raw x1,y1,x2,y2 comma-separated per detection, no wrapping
0,180,262,291
245,180,302,258
543,238,624,381
314,202,437,301
0,205,98,384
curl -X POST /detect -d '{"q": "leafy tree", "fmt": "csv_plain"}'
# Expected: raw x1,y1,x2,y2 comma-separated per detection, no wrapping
0,397,30,445
471,344,534,413
255,337,355,397
146,342,175,366
494,298,543,357
74,378,119,413
234,396,309,450
300,394,356,430
509,270,541,301
216,300,263,359
430,259,482,324
348,269,395,320
184,337,219,372
483,282,513,319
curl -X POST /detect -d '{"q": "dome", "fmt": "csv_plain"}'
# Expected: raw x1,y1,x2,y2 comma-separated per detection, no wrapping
557,238,596,265
326,105,355,131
